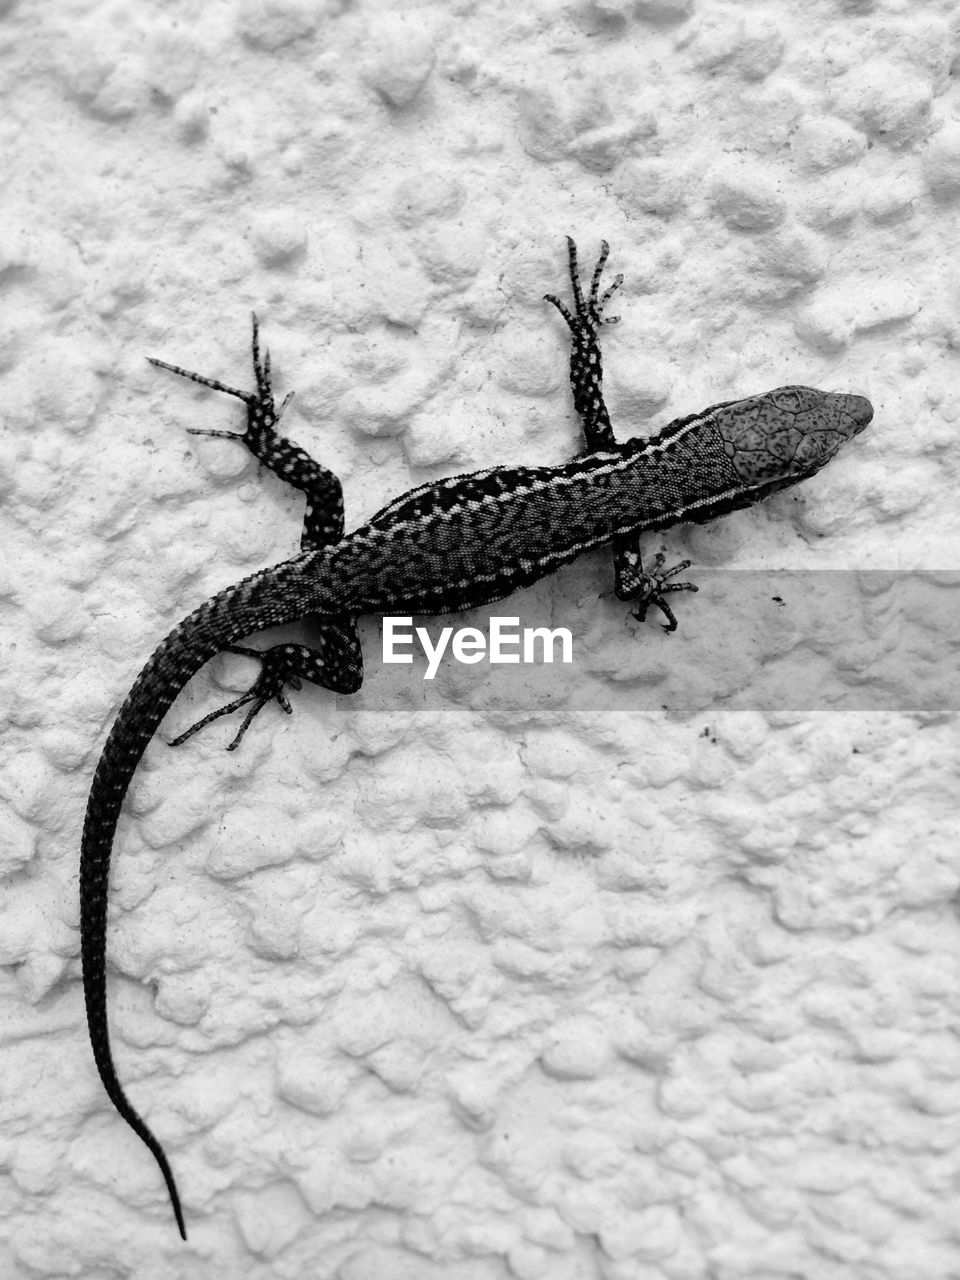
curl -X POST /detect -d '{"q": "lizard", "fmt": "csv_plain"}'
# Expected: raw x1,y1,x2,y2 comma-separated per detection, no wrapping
79,238,873,1239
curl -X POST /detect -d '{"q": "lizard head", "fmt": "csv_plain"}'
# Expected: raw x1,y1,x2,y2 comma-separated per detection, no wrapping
717,386,873,488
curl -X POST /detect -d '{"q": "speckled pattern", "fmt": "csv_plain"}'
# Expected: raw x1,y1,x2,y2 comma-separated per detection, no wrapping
82,245,869,1239
3,0,960,1274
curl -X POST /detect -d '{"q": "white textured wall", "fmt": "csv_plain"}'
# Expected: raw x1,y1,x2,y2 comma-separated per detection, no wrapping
2,0,959,1275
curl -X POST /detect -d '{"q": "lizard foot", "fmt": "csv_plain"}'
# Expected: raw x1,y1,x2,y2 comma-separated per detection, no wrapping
168,644,303,752
544,237,623,450
150,317,345,551
543,236,623,336
617,549,698,634
149,314,293,451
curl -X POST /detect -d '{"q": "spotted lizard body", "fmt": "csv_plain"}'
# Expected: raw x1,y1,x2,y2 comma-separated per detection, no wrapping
79,240,872,1237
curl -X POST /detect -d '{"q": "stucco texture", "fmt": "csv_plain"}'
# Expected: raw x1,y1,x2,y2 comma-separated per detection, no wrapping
1,0,959,1276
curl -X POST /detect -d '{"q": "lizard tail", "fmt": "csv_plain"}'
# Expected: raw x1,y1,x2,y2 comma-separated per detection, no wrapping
79,557,317,1239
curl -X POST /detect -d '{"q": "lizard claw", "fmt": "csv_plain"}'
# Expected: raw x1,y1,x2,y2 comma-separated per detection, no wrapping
544,237,623,336
150,315,287,454
617,549,698,633
168,645,303,752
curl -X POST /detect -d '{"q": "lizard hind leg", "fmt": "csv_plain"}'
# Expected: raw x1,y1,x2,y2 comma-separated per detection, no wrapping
150,316,346,552
148,314,281,455
169,625,363,752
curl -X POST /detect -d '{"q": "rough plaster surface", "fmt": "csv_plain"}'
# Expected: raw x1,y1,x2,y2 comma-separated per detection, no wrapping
2,0,959,1275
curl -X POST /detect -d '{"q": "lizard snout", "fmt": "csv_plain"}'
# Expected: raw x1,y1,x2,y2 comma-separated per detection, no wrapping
834,392,873,435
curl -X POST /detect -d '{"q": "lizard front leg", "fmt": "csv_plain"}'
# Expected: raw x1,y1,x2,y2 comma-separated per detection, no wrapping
544,235,622,450
614,548,697,634
546,238,697,631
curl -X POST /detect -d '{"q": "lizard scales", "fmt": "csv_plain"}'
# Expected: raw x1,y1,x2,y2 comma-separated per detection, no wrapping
79,239,872,1238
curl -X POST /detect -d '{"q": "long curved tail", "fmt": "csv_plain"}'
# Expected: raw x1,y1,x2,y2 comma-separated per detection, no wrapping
79,557,315,1239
